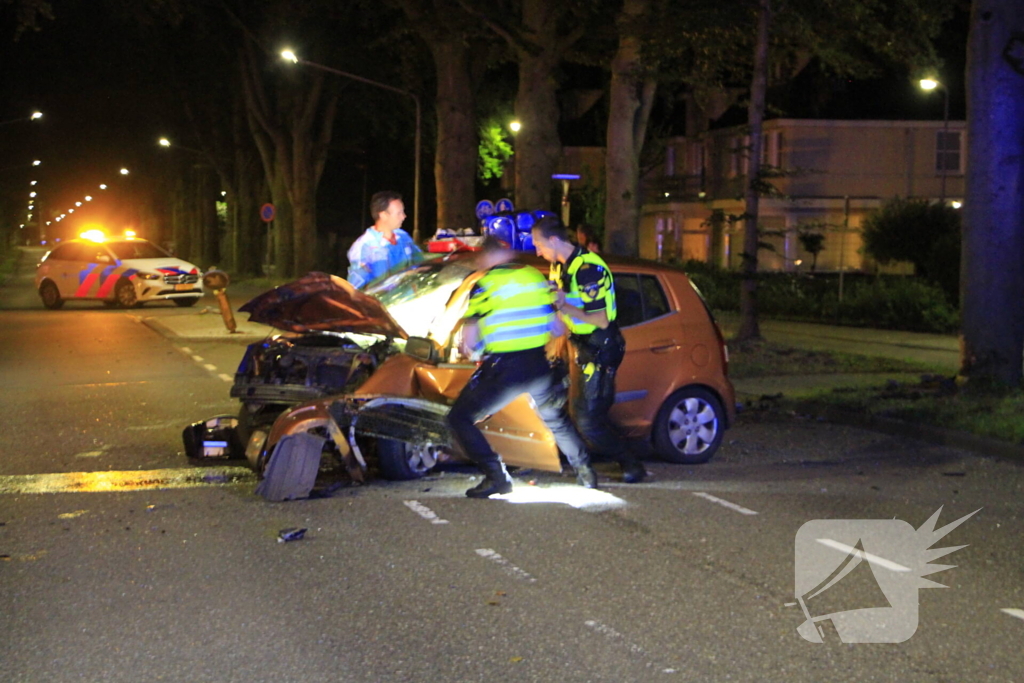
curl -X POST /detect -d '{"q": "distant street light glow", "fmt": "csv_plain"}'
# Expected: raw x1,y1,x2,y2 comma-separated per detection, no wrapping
158,137,171,147
509,120,522,133
30,111,43,120
85,196,92,201
68,209,74,213
99,184,107,190
919,78,939,91
29,191,36,197
120,168,129,175
30,180,37,185
281,49,298,63
32,160,41,166
75,202,82,207
952,201,962,209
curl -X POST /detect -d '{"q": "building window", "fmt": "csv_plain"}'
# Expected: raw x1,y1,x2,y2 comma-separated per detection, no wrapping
762,130,781,167
936,130,962,174
690,142,704,176
741,135,750,176
665,146,676,177
728,137,740,177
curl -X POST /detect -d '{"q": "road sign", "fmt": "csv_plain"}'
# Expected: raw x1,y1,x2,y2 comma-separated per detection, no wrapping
495,198,514,213
260,203,276,223
475,200,495,221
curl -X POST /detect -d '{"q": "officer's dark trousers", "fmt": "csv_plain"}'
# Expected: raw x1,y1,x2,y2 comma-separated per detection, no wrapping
570,324,629,459
448,347,590,472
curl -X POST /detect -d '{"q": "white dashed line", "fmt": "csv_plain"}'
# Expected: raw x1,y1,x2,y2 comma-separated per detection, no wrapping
218,374,233,383
692,491,758,516
191,355,204,362
403,500,449,525
475,549,537,583
584,620,678,674
1000,608,1024,622
816,539,910,572
203,364,218,372
179,346,192,354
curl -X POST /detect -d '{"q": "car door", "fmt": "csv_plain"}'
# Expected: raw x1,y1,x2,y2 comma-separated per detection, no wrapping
609,271,686,437
52,244,91,298
69,244,115,300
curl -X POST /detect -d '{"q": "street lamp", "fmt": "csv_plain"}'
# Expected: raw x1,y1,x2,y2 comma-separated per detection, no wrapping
919,77,950,205
281,48,422,242
509,120,522,133
0,111,43,126
158,137,171,147
120,168,129,175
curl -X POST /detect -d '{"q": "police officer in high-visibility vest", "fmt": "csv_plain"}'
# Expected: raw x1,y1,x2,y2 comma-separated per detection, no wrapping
531,217,647,484
448,236,597,498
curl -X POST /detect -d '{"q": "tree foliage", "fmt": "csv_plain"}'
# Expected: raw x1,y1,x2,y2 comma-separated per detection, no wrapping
861,197,960,303
477,121,513,182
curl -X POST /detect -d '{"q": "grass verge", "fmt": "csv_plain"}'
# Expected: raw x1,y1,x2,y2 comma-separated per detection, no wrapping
728,339,1024,449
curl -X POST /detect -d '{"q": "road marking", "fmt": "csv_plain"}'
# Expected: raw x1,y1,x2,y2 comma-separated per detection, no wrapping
403,500,449,525
1001,608,1024,622
816,538,910,572
179,346,192,354
191,355,204,362
475,549,537,583
692,491,758,516
203,363,218,372
125,421,182,431
0,467,255,495
584,620,678,674
218,374,233,383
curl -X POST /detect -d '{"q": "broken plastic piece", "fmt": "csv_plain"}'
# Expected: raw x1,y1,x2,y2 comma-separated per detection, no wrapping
278,527,307,543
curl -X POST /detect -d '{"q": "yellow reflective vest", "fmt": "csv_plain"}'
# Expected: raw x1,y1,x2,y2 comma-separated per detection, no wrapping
550,247,618,335
465,263,556,354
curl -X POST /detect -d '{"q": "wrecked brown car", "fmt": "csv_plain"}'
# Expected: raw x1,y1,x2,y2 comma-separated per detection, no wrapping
239,253,736,483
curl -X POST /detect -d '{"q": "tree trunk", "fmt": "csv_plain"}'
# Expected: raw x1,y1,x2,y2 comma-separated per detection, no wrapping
290,135,318,276
960,0,1024,387
514,53,561,212
267,168,293,278
736,0,771,342
605,0,656,257
431,39,477,232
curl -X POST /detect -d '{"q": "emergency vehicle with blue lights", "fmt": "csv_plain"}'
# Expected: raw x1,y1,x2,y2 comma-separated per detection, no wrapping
35,229,204,309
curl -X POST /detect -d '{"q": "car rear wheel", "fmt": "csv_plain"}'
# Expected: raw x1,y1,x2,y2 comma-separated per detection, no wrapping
377,439,436,480
174,297,199,308
39,281,63,310
653,387,725,464
115,279,138,308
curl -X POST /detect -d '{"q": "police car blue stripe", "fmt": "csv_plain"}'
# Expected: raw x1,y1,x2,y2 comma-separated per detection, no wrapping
78,263,97,284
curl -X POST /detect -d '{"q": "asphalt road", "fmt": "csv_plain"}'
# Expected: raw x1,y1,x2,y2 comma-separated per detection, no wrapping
2,253,1022,682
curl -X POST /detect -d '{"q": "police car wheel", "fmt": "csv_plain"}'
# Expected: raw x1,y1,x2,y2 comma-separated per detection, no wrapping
377,439,433,480
115,279,138,308
653,387,725,464
173,297,199,308
39,281,64,310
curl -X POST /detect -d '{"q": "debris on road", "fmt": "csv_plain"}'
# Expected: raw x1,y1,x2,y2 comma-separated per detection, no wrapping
277,527,307,543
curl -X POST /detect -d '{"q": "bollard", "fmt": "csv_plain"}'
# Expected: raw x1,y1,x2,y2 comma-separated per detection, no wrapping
201,269,237,334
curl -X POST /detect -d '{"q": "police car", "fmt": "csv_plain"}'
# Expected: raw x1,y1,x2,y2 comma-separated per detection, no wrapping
35,231,204,309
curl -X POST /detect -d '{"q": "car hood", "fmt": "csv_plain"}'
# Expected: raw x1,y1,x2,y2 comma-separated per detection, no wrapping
240,272,407,338
119,257,202,275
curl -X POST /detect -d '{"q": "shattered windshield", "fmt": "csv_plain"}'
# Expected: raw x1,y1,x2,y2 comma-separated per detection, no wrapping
367,259,476,339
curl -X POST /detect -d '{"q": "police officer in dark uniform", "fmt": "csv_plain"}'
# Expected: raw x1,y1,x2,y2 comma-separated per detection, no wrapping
531,217,647,484
447,236,598,499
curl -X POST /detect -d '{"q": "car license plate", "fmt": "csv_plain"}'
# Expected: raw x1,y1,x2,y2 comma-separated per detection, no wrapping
174,283,193,291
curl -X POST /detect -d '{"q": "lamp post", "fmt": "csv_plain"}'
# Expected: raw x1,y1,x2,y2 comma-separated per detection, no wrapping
919,78,950,205
0,111,43,126
282,49,421,243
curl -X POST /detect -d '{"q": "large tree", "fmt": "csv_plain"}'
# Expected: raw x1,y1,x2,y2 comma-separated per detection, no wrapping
396,0,486,234
461,0,593,211
960,0,1024,387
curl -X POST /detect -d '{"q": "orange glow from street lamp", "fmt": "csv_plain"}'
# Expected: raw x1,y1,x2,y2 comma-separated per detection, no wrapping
120,168,129,175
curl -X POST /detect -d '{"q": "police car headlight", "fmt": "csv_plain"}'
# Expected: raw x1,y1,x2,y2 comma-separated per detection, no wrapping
138,272,161,280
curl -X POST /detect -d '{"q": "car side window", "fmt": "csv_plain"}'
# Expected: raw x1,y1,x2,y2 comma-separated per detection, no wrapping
47,245,69,261
640,275,670,319
59,244,87,261
613,273,671,328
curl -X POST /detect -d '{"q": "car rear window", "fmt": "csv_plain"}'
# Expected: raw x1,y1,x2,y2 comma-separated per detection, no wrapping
614,273,671,328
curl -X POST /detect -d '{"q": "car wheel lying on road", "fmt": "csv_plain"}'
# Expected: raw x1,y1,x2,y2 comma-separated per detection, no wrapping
39,280,63,310
377,439,438,481
653,386,726,464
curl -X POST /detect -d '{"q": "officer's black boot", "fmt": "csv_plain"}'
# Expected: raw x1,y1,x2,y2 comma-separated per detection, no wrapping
575,464,599,489
620,455,647,484
466,462,513,498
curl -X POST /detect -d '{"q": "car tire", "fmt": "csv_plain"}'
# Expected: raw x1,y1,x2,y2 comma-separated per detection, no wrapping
174,297,199,308
39,280,64,310
653,387,725,464
377,439,435,480
115,279,138,308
